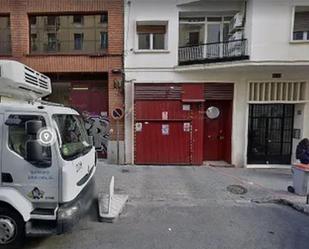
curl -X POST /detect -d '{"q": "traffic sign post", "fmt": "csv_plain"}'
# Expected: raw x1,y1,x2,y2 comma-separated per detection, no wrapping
111,107,124,165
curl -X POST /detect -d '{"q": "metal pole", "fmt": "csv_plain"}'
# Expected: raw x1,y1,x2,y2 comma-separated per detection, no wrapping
116,119,120,165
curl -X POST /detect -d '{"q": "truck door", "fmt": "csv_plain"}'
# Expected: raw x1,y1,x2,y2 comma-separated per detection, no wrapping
1,113,59,205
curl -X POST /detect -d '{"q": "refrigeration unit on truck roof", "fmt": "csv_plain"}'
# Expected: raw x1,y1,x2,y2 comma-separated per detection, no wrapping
0,60,52,100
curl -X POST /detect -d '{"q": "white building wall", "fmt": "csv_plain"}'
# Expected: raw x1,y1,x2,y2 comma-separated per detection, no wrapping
124,0,309,166
249,0,309,61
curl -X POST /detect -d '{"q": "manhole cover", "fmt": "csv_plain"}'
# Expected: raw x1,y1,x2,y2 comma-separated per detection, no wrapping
227,185,247,195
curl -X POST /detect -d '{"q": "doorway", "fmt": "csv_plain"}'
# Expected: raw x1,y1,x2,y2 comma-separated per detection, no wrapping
247,104,294,164
203,100,232,163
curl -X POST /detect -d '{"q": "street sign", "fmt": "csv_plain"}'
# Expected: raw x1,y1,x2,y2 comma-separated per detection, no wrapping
111,107,124,120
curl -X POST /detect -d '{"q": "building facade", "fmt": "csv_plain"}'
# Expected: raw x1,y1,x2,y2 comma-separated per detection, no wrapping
124,0,309,167
0,0,125,163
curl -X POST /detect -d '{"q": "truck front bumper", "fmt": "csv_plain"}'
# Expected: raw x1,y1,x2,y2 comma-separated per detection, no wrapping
57,178,96,233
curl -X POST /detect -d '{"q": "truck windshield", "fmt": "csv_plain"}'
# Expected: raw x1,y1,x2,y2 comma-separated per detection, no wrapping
53,114,92,160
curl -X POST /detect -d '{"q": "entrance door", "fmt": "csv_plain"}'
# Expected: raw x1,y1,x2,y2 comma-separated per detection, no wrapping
247,104,294,164
204,100,232,162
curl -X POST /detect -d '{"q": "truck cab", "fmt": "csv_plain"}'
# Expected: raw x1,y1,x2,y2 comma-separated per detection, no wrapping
0,60,96,248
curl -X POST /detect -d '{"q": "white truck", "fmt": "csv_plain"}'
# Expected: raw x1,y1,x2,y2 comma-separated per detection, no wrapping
0,60,96,248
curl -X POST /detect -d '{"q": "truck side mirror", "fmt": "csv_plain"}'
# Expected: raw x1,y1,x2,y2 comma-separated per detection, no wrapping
26,140,43,162
26,120,43,135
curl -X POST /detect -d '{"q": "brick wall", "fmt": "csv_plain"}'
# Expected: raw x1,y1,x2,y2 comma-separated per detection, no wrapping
0,0,124,140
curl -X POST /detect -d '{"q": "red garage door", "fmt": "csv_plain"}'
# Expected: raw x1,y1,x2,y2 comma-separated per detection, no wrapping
135,121,191,164
134,84,205,165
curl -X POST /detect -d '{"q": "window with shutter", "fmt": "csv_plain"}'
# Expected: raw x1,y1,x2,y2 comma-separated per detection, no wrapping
136,23,168,51
293,7,309,41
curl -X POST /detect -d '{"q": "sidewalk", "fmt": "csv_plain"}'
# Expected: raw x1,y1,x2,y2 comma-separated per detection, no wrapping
209,166,309,214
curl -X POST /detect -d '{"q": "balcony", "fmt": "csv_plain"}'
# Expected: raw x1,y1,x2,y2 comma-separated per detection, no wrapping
30,40,107,55
178,39,249,66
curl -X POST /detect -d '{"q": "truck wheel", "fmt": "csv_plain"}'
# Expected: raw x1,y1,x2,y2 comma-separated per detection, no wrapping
0,207,24,249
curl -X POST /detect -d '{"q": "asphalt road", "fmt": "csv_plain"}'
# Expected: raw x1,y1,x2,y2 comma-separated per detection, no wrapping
24,164,309,249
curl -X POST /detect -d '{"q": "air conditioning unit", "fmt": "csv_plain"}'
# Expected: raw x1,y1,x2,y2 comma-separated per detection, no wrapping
0,60,51,100
229,12,244,33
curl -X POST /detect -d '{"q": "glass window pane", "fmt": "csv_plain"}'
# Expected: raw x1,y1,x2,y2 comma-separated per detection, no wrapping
153,33,165,49
179,23,205,47
293,31,304,40
7,115,50,159
223,23,230,41
74,33,84,50
73,15,84,24
207,23,221,43
207,17,222,22
224,16,233,21
100,14,108,23
138,33,150,49
100,32,108,49
30,14,108,54
0,16,11,54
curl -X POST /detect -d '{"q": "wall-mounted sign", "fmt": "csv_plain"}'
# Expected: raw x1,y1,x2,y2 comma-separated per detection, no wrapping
111,107,124,120
135,122,143,132
162,111,168,120
183,122,191,132
162,124,169,135
182,104,191,111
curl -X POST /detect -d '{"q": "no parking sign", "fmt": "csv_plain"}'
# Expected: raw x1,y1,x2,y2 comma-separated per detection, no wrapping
111,107,124,120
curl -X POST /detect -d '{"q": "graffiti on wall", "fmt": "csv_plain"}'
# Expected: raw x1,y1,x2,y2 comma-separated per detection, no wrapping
82,112,110,157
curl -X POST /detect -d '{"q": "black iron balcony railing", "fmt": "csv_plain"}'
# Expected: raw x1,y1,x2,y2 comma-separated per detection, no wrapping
178,39,249,66
0,41,12,55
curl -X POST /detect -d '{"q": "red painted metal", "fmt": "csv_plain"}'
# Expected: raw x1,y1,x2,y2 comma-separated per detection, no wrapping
204,83,234,100
135,83,234,165
182,84,205,102
135,84,182,100
70,82,109,158
134,99,204,165
70,82,108,115
203,100,232,163
135,121,191,164
191,103,204,164
135,100,191,121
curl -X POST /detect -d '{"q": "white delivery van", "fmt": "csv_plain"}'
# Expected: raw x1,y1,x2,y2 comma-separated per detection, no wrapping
0,60,96,248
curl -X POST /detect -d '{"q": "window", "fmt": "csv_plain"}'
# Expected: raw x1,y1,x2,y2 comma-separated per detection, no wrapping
31,34,38,51
74,33,84,50
47,16,56,26
30,16,36,25
30,14,107,54
138,33,151,49
53,114,91,160
293,7,309,41
47,33,57,52
0,16,11,55
100,14,108,23
137,24,167,50
6,115,50,159
100,32,108,49
73,15,84,24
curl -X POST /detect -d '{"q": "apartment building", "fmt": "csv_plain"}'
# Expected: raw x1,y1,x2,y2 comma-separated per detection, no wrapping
124,0,309,167
0,0,124,163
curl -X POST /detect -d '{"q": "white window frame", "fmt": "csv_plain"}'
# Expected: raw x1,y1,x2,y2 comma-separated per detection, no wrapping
135,21,169,53
290,6,309,43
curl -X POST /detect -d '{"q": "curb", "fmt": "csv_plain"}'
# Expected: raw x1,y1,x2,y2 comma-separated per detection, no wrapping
252,197,309,215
